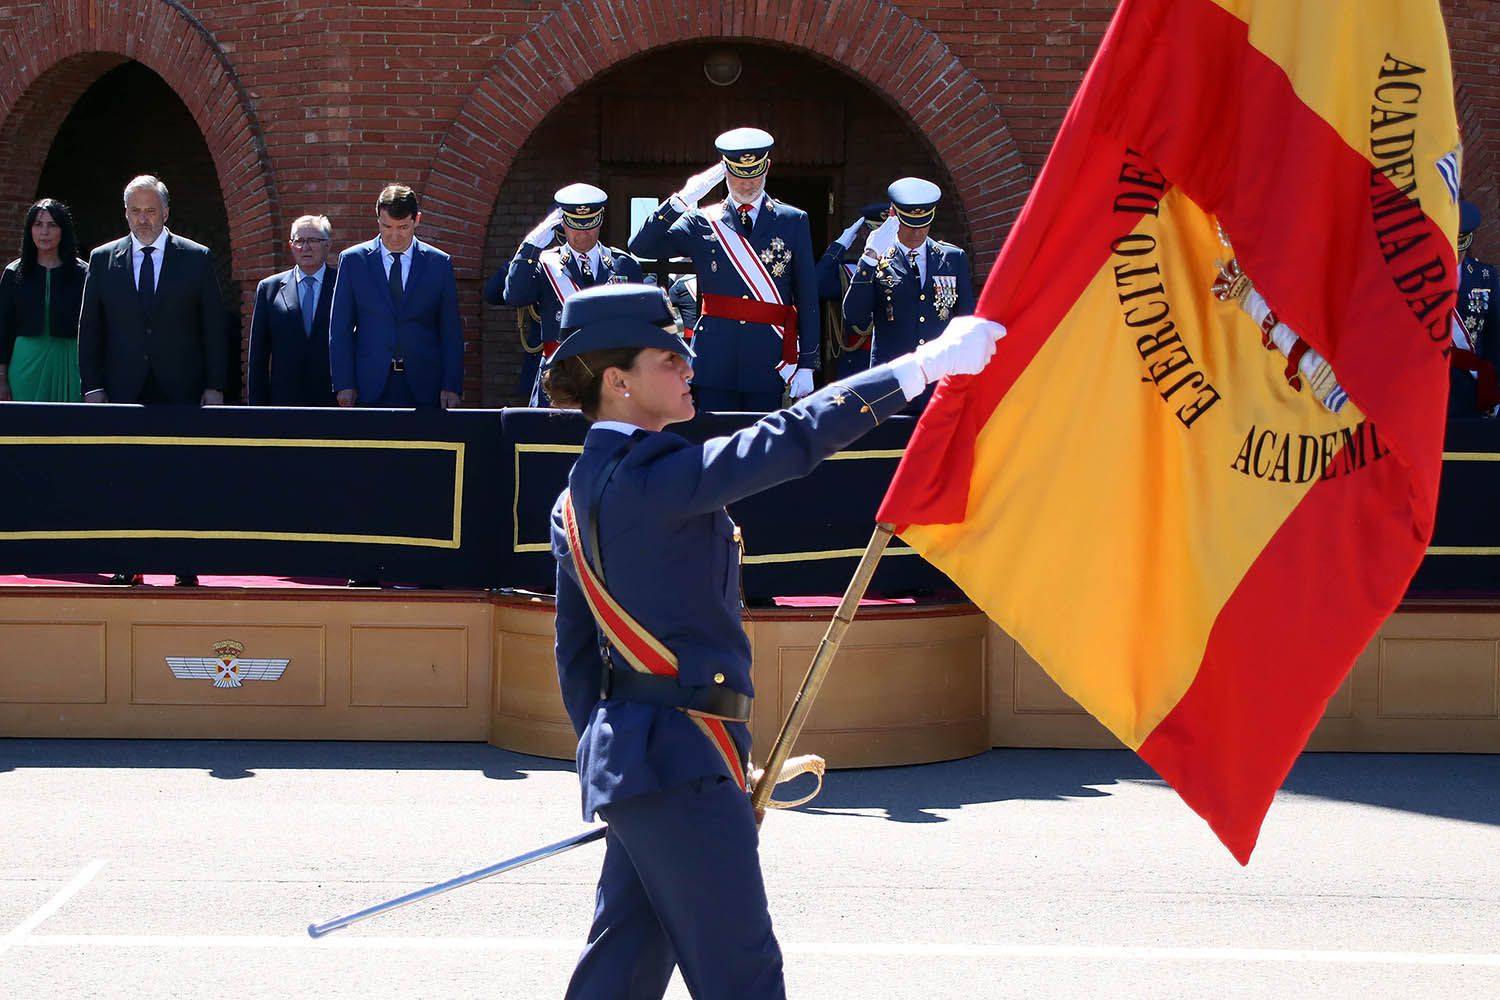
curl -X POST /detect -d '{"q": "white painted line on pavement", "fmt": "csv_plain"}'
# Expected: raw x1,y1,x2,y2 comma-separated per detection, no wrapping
0,859,106,958
11,934,1500,967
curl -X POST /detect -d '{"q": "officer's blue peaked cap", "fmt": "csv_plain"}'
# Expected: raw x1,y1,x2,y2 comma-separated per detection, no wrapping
555,183,607,231
550,285,695,364
888,177,942,228
716,127,774,179
1461,199,1481,234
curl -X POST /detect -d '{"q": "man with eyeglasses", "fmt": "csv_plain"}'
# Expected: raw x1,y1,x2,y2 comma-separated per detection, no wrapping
247,215,338,405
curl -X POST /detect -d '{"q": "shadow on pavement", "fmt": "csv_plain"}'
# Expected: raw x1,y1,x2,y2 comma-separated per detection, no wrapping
4,741,1496,828
0,738,572,782
795,748,1500,828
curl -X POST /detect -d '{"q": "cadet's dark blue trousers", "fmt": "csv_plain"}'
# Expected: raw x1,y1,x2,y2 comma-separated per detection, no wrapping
565,775,786,1000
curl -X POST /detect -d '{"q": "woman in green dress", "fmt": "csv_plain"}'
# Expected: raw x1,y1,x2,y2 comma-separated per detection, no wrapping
0,199,86,402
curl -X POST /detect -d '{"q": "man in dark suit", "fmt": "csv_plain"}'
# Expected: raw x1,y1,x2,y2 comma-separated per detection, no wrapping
329,184,463,408
79,174,226,587
629,128,820,411
79,174,226,407
247,214,337,406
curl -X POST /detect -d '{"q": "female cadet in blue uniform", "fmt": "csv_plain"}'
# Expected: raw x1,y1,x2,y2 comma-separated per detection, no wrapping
543,283,1003,999
844,178,977,410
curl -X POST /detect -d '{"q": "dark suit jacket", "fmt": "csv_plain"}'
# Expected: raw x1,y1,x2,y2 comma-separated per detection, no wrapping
329,237,463,406
247,266,337,405
78,232,225,403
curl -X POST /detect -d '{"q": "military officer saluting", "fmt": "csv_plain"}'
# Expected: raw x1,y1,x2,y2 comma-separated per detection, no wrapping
1455,199,1500,416
486,183,642,405
816,202,887,378
629,127,819,410
843,177,975,409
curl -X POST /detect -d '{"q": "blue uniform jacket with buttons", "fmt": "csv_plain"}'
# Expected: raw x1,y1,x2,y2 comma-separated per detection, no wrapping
843,238,976,368
488,243,643,345
817,240,873,377
550,365,912,819
487,244,641,404
1459,255,1500,364
629,195,818,394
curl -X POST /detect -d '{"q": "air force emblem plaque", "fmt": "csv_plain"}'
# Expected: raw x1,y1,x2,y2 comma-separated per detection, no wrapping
166,639,289,688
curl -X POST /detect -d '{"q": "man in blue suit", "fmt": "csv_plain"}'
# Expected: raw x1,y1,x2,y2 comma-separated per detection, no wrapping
629,127,819,411
247,214,337,405
486,183,642,405
843,177,976,410
816,202,886,378
330,184,463,408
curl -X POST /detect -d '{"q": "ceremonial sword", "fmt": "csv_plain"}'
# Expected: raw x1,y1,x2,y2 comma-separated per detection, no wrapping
307,524,896,938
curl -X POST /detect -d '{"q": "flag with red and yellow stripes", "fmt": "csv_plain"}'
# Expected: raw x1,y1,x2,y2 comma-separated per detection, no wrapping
878,0,1459,863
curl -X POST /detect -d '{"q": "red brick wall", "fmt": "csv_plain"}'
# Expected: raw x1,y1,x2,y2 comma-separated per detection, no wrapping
0,0,1495,402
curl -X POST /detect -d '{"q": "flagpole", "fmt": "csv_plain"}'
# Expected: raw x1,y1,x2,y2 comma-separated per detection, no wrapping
750,522,895,820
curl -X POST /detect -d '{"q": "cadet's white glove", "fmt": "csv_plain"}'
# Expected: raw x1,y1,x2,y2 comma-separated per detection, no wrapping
788,367,816,399
525,208,563,249
836,217,867,249
677,162,727,207
915,315,1005,382
861,215,899,264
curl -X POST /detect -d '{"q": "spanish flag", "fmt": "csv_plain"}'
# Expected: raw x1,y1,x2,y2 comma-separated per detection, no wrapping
878,0,1459,863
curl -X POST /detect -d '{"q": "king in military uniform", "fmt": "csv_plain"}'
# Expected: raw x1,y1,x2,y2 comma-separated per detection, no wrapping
486,183,642,405
842,178,976,410
628,127,820,411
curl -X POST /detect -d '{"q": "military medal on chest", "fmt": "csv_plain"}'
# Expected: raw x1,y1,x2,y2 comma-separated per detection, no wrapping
934,275,958,322
759,237,792,278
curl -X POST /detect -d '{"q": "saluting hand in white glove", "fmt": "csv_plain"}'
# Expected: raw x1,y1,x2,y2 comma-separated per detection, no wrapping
788,367,816,399
914,315,1006,382
861,215,899,263
525,208,563,249
836,216,868,249
678,162,727,207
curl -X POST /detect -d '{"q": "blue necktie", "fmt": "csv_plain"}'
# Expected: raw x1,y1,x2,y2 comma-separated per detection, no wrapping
138,245,156,314
388,251,403,308
300,274,317,335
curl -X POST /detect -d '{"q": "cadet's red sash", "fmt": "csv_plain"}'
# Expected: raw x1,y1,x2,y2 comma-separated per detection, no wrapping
561,492,747,790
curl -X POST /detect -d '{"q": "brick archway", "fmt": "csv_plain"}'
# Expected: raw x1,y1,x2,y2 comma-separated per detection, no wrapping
425,0,1026,279
0,2,277,289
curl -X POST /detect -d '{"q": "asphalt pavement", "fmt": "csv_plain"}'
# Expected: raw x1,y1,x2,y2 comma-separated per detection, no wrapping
1,740,1496,999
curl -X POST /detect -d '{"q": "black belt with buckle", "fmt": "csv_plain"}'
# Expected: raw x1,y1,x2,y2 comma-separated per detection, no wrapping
602,665,752,722
390,357,405,373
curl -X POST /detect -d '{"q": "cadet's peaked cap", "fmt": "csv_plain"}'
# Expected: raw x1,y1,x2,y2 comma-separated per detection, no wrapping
716,127,774,179
888,177,942,228
860,202,891,224
550,285,695,365
1460,199,1481,234
555,183,607,230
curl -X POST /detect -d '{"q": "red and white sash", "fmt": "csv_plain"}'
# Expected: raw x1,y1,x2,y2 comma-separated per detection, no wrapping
706,206,797,382
537,249,584,358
